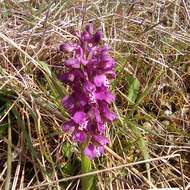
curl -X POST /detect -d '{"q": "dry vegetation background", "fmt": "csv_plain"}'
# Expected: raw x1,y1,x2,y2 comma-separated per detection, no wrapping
0,0,190,189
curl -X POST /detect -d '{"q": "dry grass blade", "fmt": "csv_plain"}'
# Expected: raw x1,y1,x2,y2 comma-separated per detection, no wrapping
5,112,12,190
0,0,190,189
23,154,181,190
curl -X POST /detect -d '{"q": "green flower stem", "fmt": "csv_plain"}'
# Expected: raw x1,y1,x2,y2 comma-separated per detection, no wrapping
81,145,94,190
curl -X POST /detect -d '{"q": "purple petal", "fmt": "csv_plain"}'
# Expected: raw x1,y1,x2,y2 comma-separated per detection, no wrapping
60,43,77,52
81,31,92,42
94,75,108,87
95,146,105,156
62,95,75,111
102,54,113,62
95,91,115,104
105,61,115,70
83,82,97,104
72,70,86,82
65,88,87,108
94,108,102,123
72,111,87,124
75,47,84,56
93,31,102,43
62,92,88,112
86,23,93,34
62,120,75,132
97,122,106,133
78,95,88,107
88,107,102,122
79,120,88,130
84,144,96,160
75,48,88,66
84,144,105,159
84,81,96,91
73,131,86,142
65,58,80,68
105,70,116,79
104,110,116,121
93,135,109,146
59,72,75,83
100,102,117,121
101,55,115,70
76,93,88,107
87,46,97,61
80,58,88,65
101,44,110,54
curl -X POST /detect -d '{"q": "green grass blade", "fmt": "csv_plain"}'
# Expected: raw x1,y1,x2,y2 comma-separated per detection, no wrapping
11,107,37,158
127,77,140,105
126,120,151,184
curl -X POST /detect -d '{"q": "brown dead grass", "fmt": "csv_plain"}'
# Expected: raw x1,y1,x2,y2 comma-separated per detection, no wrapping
0,0,190,189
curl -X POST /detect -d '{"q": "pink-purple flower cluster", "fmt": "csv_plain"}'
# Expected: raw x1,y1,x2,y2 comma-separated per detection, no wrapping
60,24,117,160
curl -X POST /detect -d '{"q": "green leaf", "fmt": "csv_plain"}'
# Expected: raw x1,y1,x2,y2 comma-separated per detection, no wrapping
81,153,95,190
61,142,73,159
61,162,73,174
128,77,140,105
12,107,37,158
38,61,66,99
80,144,96,190
38,61,52,77
126,120,151,183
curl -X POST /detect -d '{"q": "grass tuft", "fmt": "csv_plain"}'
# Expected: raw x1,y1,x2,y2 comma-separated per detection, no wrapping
0,0,190,189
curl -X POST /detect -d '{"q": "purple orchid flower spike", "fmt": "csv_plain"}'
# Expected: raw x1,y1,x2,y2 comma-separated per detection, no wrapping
59,23,117,159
